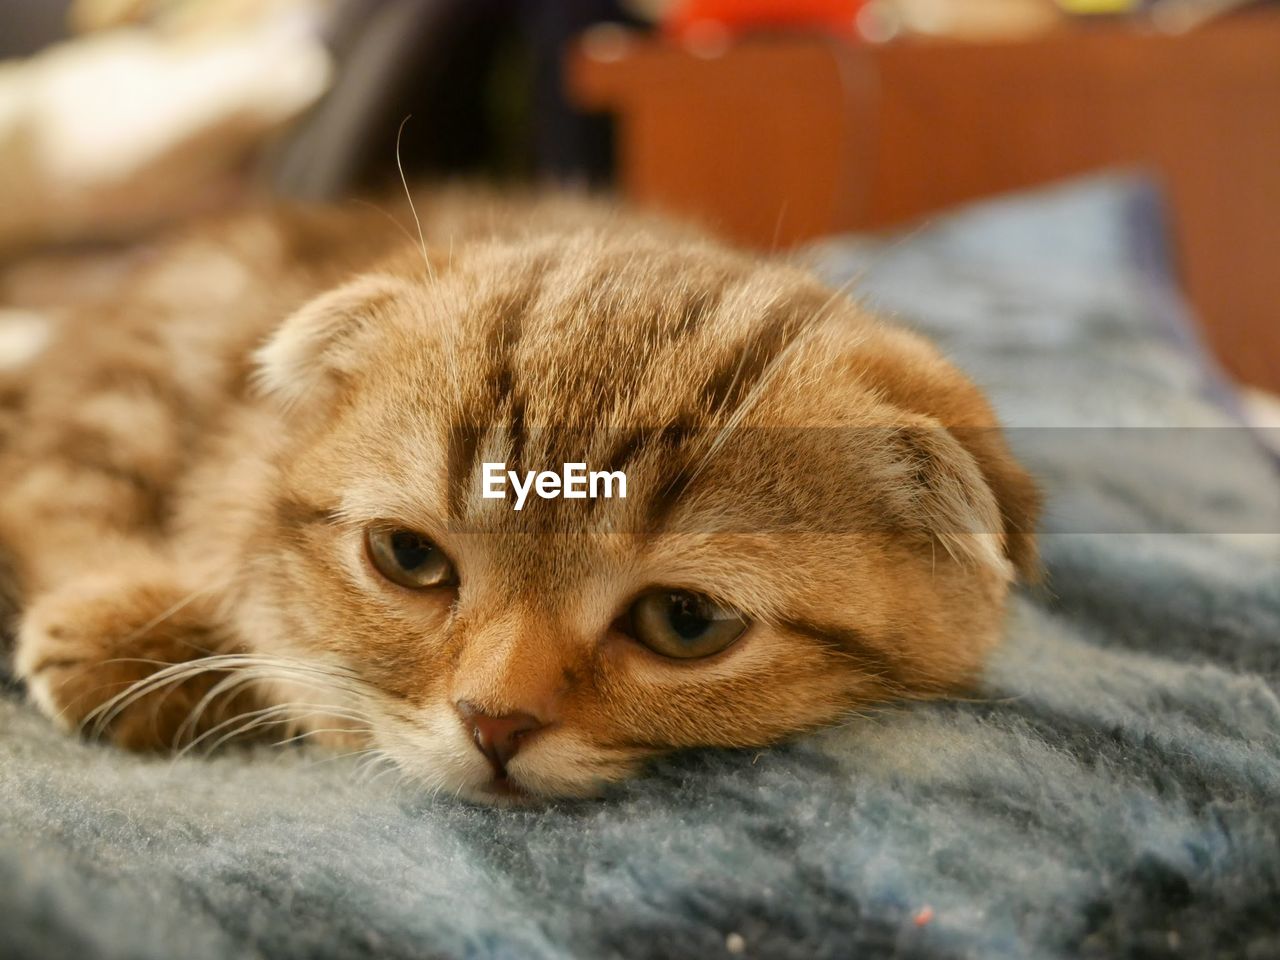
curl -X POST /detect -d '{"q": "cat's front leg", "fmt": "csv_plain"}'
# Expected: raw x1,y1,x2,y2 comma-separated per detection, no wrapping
14,570,265,752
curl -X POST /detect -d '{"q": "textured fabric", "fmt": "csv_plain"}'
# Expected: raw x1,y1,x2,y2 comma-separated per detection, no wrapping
2,177,1278,960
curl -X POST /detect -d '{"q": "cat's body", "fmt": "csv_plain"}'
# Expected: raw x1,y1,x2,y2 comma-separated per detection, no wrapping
0,192,1038,802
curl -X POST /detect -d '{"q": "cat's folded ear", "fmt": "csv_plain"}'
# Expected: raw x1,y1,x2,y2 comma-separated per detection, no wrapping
840,325,1042,583
253,274,416,409
950,424,1042,583
873,413,1042,584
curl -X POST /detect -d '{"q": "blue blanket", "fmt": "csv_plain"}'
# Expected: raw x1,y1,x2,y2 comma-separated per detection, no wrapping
3,177,1278,960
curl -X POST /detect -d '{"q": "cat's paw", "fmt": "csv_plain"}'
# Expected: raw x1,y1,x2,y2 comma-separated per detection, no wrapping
14,577,251,751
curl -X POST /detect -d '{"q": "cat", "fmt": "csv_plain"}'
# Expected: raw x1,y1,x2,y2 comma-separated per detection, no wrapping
0,190,1039,803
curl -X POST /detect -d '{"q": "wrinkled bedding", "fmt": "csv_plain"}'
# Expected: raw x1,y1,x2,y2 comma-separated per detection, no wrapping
2,177,1278,960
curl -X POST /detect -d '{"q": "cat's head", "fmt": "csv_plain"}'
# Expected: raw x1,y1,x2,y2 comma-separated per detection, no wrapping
246,226,1039,803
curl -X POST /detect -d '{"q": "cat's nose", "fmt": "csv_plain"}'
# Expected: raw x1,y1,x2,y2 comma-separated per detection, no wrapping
455,700,548,775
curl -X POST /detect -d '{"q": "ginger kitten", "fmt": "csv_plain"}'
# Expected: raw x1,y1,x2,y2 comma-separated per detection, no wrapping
0,193,1038,803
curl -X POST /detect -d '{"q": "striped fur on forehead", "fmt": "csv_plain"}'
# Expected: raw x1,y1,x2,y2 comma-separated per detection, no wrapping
428,232,840,432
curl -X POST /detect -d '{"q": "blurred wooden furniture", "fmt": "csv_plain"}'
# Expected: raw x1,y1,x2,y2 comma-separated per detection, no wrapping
568,13,1280,392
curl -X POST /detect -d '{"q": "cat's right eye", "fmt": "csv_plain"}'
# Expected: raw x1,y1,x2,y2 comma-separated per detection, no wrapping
365,527,457,589
627,589,748,660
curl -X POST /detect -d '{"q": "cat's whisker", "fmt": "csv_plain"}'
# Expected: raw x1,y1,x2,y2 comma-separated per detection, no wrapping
182,700,371,758
348,197,421,252
676,317,833,498
95,656,204,669
84,658,244,736
171,661,375,748
673,275,869,507
298,743,379,770
768,199,790,254
268,711,373,747
176,703,296,758
207,708,325,757
193,693,370,750
282,731,370,751
84,653,376,741
114,587,208,648
367,760,404,790
172,668,267,748
85,657,231,738
47,678,126,725
362,751,398,784
395,115,434,283
39,660,158,725
354,749,395,784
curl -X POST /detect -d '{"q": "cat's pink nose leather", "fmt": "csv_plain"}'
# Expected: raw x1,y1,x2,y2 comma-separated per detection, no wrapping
455,701,547,775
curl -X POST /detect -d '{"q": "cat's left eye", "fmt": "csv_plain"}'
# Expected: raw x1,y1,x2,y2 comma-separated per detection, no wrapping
627,589,748,660
365,527,457,589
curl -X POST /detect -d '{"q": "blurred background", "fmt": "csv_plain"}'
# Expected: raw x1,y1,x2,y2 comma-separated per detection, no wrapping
0,0,1277,392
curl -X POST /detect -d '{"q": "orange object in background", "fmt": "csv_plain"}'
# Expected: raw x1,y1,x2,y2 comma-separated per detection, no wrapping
662,0,869,41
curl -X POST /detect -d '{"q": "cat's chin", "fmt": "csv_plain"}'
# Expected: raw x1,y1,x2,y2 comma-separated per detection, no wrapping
427,759,618,806
458,772,613,807
462,774,541,808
